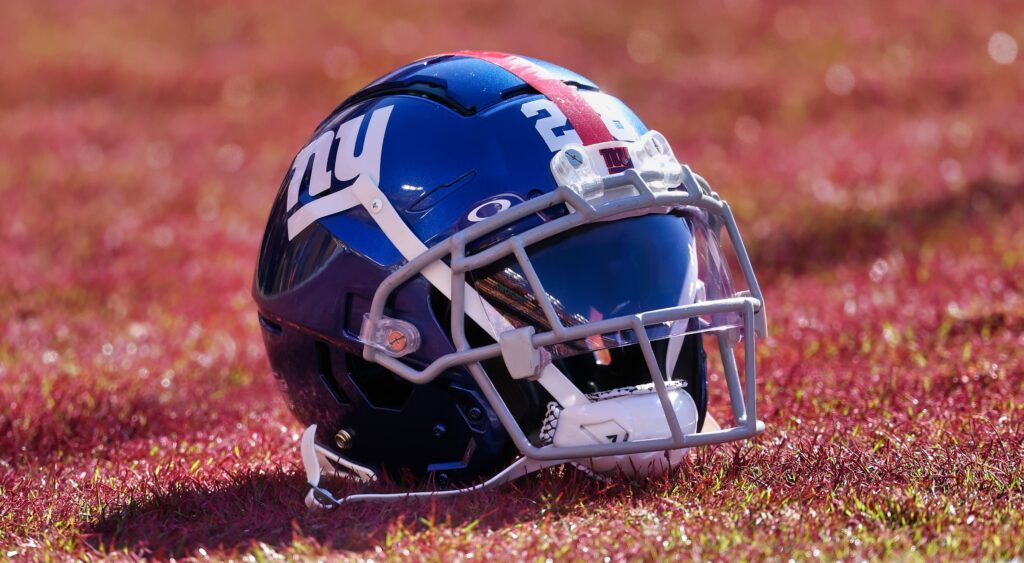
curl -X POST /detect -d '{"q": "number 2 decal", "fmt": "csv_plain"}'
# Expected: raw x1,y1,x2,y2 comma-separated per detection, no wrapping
520,99,582,151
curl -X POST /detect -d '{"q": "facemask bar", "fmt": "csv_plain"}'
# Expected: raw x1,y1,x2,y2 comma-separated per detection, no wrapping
470,206,742,361
356,155,766,466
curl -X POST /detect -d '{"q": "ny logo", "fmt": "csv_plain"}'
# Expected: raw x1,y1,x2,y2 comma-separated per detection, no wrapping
284,105,394,240
598,146,634,174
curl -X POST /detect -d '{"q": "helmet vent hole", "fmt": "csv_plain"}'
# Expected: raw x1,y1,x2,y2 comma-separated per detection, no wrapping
345,353,415,411
315,340,352,406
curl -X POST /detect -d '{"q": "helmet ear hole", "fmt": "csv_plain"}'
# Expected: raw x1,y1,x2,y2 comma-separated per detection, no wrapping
315,340,353,406
345,352,415,411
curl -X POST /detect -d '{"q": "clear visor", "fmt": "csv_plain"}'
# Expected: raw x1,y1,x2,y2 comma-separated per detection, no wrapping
470,208,742,359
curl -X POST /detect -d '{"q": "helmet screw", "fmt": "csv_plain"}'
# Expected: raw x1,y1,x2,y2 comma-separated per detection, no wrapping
467,407,483,422
370,198,383,213
334,428,354,450
432,423,446,438
386,329,407,353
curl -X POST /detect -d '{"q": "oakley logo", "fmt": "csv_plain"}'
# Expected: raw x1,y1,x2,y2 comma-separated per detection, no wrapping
466,198,513,222
598,146,634,174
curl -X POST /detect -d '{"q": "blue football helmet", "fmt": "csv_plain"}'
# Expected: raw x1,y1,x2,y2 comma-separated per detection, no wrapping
253,51,767,507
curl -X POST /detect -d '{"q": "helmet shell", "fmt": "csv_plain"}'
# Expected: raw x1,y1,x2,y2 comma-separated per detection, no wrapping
254,54,667,484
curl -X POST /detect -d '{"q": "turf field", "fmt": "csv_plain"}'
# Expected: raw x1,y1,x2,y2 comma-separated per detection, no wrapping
2,0,1023,559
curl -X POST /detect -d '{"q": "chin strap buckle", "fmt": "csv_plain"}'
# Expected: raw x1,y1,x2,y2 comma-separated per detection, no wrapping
305,485,341,510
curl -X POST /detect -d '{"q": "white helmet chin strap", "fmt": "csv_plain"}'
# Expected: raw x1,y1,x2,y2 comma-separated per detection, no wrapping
301,377,704,509
300,424,568,509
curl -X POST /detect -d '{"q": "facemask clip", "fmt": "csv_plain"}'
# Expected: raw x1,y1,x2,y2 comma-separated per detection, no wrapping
499,326,550,380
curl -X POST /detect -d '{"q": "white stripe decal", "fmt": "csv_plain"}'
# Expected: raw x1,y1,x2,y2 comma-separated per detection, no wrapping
350,176,588,407
286,189,360,240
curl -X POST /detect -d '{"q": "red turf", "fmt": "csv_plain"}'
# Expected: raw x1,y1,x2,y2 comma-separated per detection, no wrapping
2,0,1023,559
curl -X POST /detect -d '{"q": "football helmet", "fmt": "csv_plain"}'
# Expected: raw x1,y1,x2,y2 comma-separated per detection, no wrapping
253,51,767,508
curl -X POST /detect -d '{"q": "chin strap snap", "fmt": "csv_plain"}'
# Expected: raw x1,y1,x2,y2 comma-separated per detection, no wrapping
305,485,342,510
300,425,377,509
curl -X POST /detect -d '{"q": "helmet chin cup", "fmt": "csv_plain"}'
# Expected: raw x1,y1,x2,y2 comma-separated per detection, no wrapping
551,386,699,477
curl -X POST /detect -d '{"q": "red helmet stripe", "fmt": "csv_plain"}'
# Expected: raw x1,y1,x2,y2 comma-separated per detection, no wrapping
447,50,614,146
